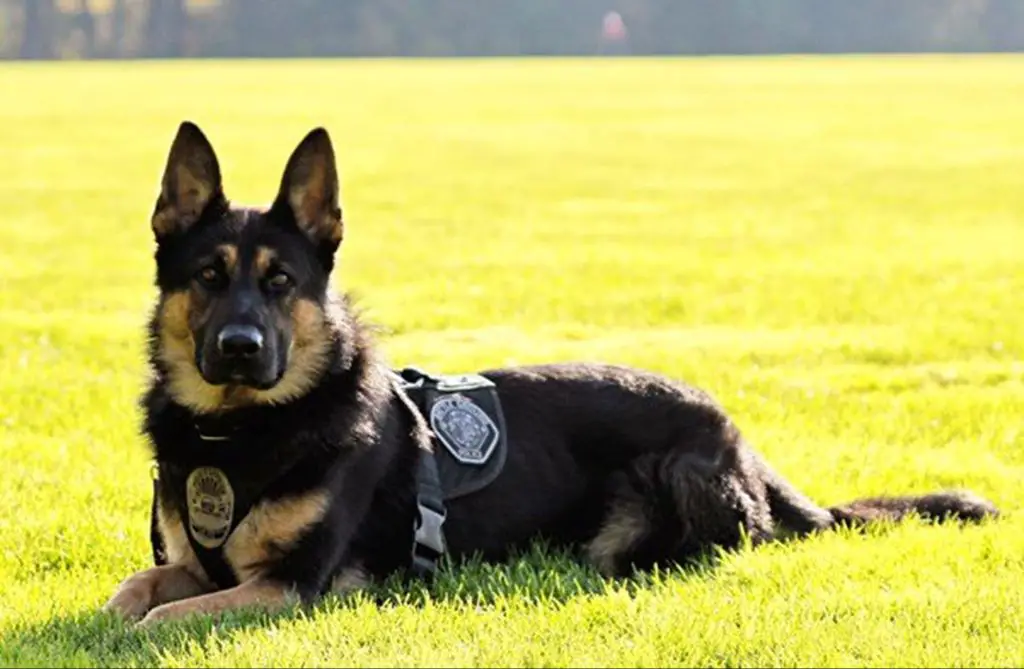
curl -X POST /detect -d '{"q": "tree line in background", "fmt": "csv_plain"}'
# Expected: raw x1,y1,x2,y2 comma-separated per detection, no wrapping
5,0,1024,61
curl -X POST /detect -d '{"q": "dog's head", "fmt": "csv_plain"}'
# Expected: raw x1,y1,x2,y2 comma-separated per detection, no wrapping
149,121,345,413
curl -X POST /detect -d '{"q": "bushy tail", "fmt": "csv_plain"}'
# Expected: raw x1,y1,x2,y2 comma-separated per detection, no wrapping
757,454,999,535
827,490,999,527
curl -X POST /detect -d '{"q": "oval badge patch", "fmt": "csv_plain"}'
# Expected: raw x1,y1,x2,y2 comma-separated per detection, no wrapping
186,467,235,549
429,393,499,466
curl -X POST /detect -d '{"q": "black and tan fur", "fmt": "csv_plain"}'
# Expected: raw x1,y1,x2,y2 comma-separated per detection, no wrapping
104,122,999,627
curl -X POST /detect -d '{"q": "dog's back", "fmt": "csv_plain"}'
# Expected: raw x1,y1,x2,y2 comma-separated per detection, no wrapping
361,360,996,579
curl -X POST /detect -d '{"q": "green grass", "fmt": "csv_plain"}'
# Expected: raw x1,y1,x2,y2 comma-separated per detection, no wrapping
1,54,1023,668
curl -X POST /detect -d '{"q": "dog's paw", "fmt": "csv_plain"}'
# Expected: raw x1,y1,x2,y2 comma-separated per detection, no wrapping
135,603,175,628
135,601,205,629
102,577,153,621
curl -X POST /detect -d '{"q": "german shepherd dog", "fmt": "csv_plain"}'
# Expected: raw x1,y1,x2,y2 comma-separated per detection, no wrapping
104,122,999,627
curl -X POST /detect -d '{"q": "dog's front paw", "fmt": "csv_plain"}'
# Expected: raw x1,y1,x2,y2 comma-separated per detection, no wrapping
135,600,207,628
102,575,154,621
135,602,176,628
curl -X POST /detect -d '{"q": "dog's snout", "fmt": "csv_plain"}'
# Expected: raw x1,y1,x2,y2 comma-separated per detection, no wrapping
217,325,264,358
200,321,281,389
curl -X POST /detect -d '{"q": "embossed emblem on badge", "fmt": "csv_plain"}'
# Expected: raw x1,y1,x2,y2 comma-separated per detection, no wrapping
186,467,235,549
429,393,499,465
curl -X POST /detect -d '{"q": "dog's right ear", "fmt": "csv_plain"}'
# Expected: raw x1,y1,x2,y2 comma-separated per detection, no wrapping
151,121,224,239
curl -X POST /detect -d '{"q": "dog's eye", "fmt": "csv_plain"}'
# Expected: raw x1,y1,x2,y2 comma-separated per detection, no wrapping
265,270,292,291
196,266,225,289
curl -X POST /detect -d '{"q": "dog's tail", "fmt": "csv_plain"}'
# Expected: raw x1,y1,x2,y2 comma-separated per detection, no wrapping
825,490,999,527
757,454,999,536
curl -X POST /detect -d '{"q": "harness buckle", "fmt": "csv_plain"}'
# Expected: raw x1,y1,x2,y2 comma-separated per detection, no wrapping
412,496,447,577
414,498,447,555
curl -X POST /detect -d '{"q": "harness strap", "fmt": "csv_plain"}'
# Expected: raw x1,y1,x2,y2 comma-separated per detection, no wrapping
186,487,243,591
150,465,166,566
394,366,450,579
189,527,241,590
412,444,448,578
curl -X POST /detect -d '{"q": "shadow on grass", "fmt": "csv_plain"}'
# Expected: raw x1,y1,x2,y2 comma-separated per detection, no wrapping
7,516,996,666
364,540,727,609
1,609,166,668
3,511,1005,667
0,543,727,667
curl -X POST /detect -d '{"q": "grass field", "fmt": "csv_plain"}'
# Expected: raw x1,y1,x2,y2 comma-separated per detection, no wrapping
1,55,1023,667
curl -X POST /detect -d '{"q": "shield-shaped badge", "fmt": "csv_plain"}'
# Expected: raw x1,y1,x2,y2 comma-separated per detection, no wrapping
186,467,235,549
429,393,499,466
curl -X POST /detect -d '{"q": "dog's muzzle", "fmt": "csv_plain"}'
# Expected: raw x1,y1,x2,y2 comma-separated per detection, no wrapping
198,324,283,389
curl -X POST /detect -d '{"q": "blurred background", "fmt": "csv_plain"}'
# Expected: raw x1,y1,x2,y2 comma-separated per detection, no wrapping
3,0,1024,61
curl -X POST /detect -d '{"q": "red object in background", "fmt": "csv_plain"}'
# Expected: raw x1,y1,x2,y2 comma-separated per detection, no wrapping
602,11,627,41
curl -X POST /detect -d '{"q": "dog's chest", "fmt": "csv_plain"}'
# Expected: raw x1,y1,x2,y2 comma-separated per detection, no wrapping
155,458,328,587
159,493,325,583
150,369,513,585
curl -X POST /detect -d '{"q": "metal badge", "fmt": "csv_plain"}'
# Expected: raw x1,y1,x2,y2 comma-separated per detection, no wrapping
429,393,499,466
186,467,235,549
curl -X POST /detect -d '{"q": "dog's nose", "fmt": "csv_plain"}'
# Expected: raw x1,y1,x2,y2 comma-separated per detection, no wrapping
217,325,264,358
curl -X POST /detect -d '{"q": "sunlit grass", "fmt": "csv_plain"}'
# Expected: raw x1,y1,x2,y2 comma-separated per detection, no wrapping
0,55,1021,667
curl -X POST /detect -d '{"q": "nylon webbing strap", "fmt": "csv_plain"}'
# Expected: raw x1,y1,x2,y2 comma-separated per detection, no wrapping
395,367,449,579
411,444,448,578
186,513,243,590
150,465,166,567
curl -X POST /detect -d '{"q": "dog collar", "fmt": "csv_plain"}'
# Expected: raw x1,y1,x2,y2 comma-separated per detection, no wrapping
196,426,233,442
197,430,230,442
193,413,244,443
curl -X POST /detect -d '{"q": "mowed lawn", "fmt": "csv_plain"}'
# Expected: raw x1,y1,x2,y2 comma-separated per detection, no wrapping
1,55,1023,668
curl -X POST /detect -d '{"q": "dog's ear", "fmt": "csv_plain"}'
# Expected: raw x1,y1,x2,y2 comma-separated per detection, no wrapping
151,121,224,239
273,127,343,248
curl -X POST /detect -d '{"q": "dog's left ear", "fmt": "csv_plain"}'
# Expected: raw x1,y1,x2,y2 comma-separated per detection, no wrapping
274,127,343,248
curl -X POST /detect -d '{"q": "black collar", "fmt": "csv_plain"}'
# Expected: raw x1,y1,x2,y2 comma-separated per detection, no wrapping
191,406,268,444
193,413,242,443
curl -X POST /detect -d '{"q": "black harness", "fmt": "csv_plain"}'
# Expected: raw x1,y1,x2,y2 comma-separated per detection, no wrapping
149,366,507,586
393,366,508,578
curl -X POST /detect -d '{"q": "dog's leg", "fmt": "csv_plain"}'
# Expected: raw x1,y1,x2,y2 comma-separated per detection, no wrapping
137,577,299,627
587,441,776,577
103,563,213,621
329,561,370,596
137,560,372,627
585,471,651,576
588,427,1001,578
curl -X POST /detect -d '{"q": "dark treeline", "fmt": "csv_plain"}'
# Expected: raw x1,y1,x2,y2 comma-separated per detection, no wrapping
5,0,1024,61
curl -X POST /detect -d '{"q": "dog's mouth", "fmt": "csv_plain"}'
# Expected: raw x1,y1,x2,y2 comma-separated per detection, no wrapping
197,354,286,391
227,370,282,391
